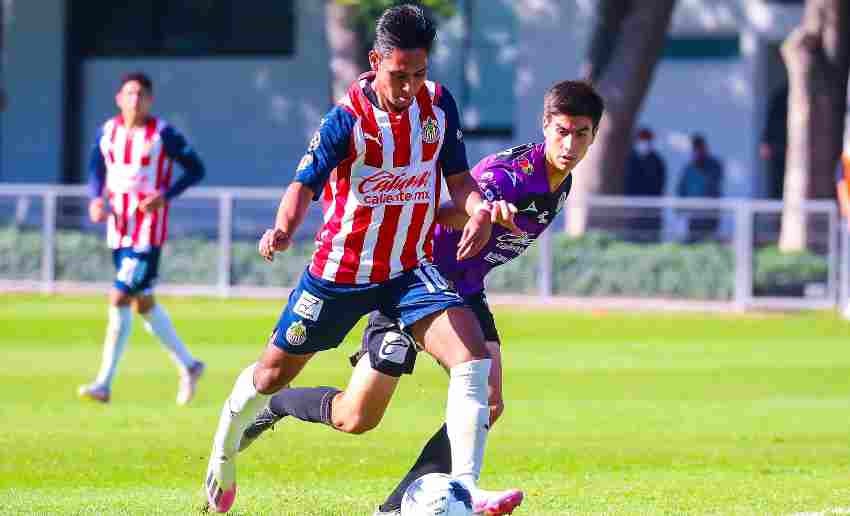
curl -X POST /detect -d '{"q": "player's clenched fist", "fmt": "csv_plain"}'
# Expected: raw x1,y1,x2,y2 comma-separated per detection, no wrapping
88,198,108,223
258,228,292,262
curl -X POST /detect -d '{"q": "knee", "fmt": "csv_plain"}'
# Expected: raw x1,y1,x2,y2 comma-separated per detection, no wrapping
333,410,382,435
253,365,286,395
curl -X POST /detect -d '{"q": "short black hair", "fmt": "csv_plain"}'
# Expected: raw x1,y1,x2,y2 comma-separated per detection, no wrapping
691,133,706,148
543,80,604,132
118,72,153,94
374,4,437,55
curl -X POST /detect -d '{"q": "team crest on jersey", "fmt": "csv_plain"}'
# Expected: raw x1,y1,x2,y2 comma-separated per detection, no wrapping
286,320,308,346
421,116,439,144
517,157,534,176
296,153,313,171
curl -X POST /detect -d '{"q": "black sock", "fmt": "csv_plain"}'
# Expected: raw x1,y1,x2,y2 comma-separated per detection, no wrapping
268,386,340,426
379,423,452,512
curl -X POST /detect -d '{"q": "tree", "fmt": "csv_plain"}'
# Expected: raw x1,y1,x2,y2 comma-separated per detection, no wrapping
778,0,849,252
326,0,456,101
566,0,676,236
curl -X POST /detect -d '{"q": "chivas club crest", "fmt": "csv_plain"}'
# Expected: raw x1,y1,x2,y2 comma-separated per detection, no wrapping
517,157,534,176
421,116,439,144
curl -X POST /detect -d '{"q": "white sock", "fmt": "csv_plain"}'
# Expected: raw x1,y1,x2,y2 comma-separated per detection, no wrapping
142,304,195,370
94,305,133,388
446,358,491,491
212,364,270,458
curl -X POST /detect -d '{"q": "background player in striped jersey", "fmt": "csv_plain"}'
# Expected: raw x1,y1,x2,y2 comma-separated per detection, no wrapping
240,80,604,515
203,5,520,513
78,72,206,406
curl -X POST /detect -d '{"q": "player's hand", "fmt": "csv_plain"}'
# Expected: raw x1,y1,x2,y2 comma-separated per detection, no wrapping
88,198,108,223
490,200,522,235
139,192,165,213
457,208,492,261
259,228,292,262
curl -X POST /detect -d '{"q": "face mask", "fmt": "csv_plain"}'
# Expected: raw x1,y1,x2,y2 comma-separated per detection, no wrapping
635,141,651,156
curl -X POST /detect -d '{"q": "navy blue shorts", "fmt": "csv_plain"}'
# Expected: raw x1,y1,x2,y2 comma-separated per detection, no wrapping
350,290,500,378
112,247,161,296
271,263,465,355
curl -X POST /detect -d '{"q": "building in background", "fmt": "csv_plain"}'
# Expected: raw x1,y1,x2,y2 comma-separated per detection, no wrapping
0,0,804,199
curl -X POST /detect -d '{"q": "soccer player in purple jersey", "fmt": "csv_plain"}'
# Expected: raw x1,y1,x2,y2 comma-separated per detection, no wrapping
239,80,604,515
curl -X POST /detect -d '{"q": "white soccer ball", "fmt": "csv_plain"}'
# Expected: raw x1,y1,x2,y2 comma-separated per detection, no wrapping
401,473,474,516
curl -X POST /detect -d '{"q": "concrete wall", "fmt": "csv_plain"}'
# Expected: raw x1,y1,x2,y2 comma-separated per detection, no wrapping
1,0,66,183
77,0,329,188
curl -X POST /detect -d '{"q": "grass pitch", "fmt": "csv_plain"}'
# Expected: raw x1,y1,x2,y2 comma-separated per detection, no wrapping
1,294,849,515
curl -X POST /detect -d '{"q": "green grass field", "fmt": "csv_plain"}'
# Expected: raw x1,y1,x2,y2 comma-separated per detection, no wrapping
1,294,849,515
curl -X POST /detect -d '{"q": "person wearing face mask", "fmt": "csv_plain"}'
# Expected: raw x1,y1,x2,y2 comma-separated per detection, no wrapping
676,133,724,242
624,127,667,241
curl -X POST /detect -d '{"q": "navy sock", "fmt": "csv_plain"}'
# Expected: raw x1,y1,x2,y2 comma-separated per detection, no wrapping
268,386,340,426
379,423,452,512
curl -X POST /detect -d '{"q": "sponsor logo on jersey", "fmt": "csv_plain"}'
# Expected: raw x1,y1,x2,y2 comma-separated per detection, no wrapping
484,252,510,265
519,201,538,213
356,169,433,206
363,132,383,147
422,116,439,144
285,320,308,346
293,291,324,321
308,131,321,152
495,232,536,254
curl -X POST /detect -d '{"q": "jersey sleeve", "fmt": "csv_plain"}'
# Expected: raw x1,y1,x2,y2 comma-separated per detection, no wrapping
472,163,521,205
161,125,205,200
293,105,357,200
87,128,106,199
434,87,469,177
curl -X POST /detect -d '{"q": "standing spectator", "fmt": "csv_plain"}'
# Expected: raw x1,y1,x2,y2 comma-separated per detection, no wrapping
677,133,724,242
760,83,789,199
624,127,666,241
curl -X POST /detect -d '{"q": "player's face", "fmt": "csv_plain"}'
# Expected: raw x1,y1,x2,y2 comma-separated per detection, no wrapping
115,80,152,121
369,48,428,112
542,114,596,173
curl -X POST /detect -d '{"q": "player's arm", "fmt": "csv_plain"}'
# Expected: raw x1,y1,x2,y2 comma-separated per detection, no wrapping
436,87,492,259
260,106,356,261
160,126,205,200
87,130,108,223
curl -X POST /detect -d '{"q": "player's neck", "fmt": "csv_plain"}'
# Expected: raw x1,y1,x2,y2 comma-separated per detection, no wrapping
544,160,571,193
369,80,405,114
120,113,149,128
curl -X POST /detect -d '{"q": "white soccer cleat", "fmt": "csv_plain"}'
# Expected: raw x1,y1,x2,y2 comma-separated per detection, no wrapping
204,452,237,513
470,487,524,515
177,360,205,406
77,383,111,403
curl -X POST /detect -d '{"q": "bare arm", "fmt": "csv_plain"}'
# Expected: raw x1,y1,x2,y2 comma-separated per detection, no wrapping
259,181,315,261
837,180,850,228
444,172,492,260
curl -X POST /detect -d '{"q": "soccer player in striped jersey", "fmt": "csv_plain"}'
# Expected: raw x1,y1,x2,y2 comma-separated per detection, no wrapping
240,80,604,515
203,5,520,514
78,72,206,406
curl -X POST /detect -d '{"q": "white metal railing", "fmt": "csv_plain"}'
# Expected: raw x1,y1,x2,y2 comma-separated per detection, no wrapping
0,183,846,313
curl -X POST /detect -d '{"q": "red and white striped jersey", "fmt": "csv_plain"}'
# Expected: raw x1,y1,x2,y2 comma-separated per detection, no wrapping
97,116,174,250
295,73,469,285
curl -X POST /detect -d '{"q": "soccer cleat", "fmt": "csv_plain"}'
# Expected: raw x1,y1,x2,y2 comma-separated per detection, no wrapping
177,360,205,406
77,383,110,403
238,406,283,452
373,508,401,516
842,303,850,321
471,488,524,515
204,453,237,513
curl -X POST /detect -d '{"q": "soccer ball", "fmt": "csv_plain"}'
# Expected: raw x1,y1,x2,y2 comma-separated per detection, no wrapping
401,473,473,516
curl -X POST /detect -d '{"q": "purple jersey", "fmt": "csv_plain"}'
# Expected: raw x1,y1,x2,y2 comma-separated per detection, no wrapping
432,142,571,295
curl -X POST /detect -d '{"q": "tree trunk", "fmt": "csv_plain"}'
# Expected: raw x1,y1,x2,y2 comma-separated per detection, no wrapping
325,2,370,102
779,0,849,251
567,0,676,236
